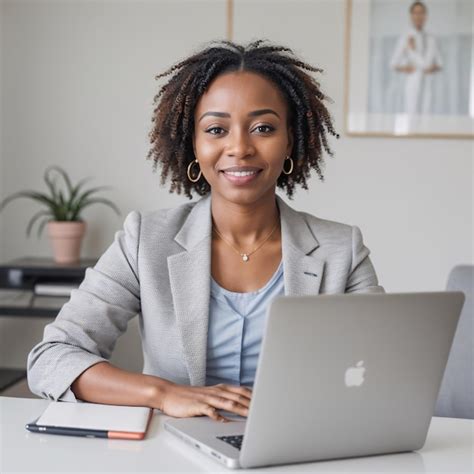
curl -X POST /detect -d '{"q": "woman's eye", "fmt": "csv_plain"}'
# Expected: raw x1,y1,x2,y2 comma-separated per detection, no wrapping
205,125,274,135
205,127,226,135
254,125,275,133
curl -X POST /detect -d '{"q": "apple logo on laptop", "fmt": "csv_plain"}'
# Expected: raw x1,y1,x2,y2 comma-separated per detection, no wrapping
345,360,366,387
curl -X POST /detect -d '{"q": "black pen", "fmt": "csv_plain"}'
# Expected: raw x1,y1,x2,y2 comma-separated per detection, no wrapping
26,419,108,438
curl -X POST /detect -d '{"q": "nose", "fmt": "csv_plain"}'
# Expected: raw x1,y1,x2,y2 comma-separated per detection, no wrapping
225,129,255,158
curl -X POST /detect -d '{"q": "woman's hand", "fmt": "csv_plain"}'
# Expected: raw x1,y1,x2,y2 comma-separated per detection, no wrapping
423,64,441,74
395,65,415,74
158,382,252,422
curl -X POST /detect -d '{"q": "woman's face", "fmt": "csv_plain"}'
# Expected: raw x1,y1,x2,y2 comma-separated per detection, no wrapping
410,5,427,30
193,70,293,207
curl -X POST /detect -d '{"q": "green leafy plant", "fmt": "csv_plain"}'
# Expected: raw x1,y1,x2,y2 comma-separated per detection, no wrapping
0,166,120,237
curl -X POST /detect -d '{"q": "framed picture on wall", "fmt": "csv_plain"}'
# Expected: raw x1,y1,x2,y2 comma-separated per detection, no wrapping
344,0,473,138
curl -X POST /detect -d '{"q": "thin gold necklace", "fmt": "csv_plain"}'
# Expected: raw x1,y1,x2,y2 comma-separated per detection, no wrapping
212,216,280,262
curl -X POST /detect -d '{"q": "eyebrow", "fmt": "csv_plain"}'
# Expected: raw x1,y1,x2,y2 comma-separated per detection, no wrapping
198,109,280,122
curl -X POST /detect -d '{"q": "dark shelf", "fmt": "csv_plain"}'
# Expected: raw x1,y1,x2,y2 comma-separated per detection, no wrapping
0,304,70,318
0,257,96,280
0,257,98,390
0,257,97,291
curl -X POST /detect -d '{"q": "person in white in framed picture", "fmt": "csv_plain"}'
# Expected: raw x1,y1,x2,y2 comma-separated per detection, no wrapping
390,1,443,114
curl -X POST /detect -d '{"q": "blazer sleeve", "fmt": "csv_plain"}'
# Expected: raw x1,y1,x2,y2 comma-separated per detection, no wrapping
345,226,385,294
27,211,142,402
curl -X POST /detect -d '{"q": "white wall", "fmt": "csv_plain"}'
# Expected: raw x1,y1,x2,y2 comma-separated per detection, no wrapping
0,0,227,371
1,0,227,261
233,0,472,292
0,0,472,371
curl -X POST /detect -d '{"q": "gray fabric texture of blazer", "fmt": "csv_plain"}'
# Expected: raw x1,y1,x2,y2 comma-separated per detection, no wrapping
27,193,384,401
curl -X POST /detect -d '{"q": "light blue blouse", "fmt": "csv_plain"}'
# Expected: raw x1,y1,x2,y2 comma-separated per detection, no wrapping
205,260,285,388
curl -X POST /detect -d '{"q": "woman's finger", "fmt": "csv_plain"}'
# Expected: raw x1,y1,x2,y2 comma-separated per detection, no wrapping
217,384,253,400
202,404,230,422
192,389,248,411
210,388,251,408
205,394,249,417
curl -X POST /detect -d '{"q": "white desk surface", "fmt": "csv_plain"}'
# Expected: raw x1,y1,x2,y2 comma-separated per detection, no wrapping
1,396,472,473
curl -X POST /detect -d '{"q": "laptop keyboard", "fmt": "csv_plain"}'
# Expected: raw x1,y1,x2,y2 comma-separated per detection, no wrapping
217,435,244,450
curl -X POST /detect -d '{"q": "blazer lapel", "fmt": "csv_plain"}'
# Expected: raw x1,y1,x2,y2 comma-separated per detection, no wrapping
168,195,213,387
276,195,325,297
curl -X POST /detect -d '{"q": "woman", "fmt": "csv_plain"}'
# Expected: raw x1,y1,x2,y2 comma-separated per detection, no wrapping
389,1,443,114
28,40,384,423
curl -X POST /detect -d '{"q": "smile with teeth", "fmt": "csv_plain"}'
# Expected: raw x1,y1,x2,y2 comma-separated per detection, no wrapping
223,170,259,176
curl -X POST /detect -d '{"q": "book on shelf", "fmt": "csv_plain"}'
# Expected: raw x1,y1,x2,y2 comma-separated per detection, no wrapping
33,282,79,297
0,289,33,307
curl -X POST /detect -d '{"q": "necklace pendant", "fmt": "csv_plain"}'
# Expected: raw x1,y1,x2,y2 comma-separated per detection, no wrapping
242,254,249,262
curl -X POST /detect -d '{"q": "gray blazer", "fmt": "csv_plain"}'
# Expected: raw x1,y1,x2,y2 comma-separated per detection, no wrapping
27,193,384,401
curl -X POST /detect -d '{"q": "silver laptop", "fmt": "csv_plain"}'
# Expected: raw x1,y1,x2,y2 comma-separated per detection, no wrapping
164,292,464,469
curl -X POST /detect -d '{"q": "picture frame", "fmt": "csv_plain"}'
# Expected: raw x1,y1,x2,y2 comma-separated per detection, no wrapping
344,0,473,139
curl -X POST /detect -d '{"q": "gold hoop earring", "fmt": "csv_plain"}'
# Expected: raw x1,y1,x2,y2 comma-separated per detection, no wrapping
187,159,202,183
282,155,294,175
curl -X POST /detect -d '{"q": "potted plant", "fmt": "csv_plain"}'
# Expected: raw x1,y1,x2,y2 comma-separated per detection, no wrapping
0,166,120,264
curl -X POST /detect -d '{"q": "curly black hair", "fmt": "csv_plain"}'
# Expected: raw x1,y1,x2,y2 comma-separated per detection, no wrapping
147,39,339,200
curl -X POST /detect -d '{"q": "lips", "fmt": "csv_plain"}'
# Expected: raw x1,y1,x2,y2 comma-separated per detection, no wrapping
220,168,262,185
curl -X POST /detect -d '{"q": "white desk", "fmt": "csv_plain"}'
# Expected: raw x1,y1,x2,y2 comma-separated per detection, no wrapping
1,397,472,473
